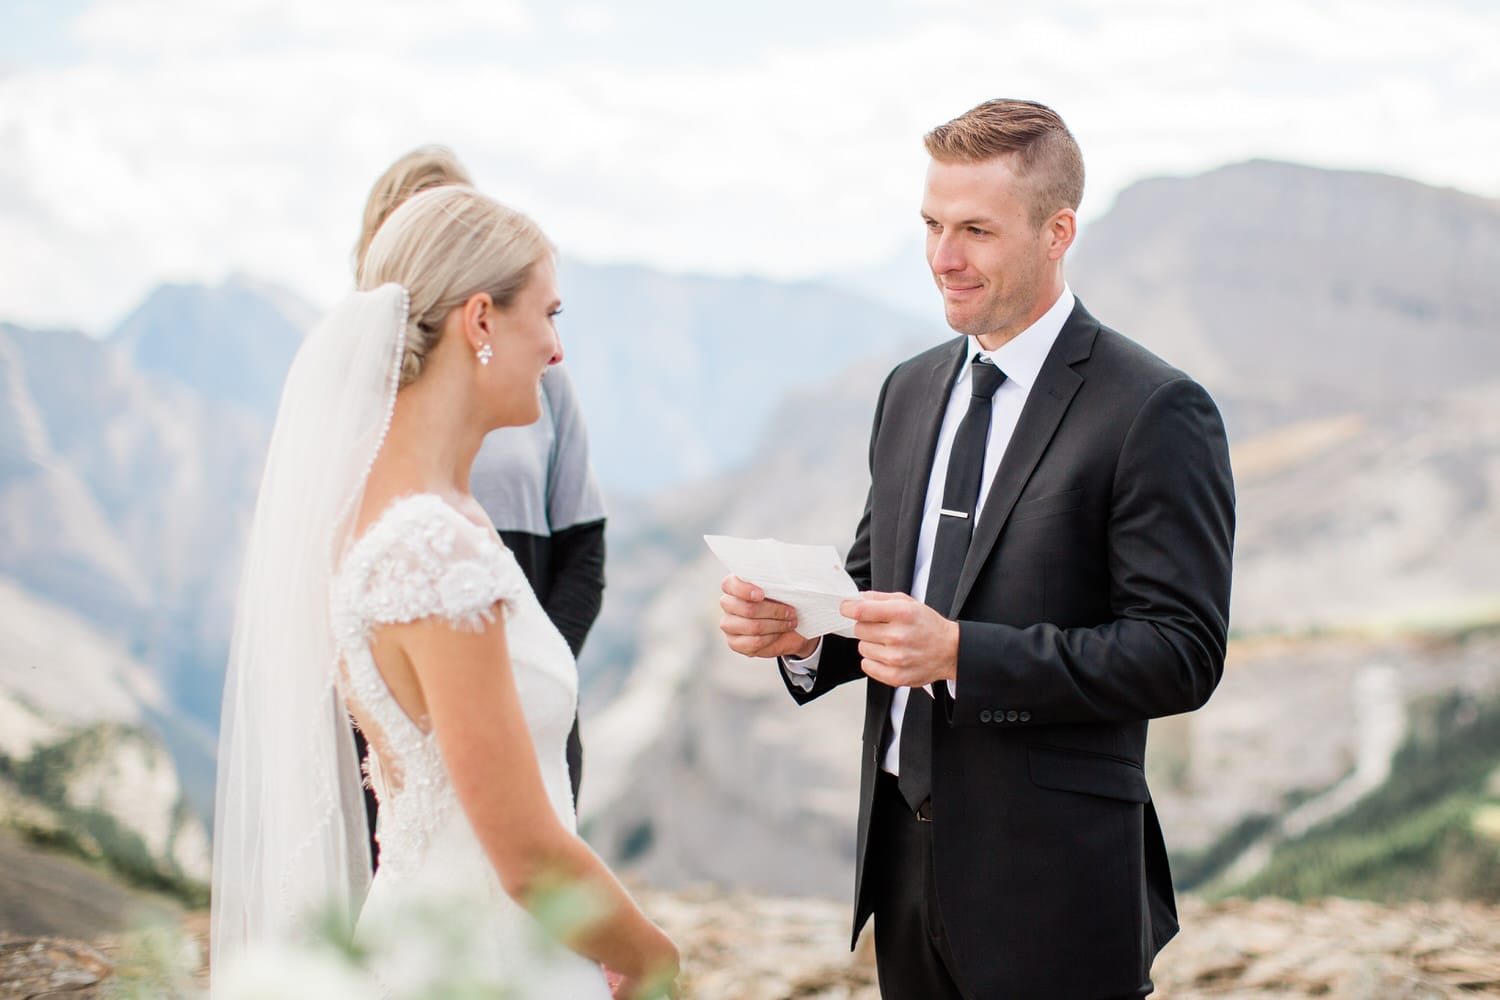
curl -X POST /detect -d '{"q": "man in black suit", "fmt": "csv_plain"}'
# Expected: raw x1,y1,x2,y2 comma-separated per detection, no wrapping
719,99,1234,998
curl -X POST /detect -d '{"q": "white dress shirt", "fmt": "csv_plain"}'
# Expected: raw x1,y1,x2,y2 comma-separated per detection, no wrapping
784,285,1075,776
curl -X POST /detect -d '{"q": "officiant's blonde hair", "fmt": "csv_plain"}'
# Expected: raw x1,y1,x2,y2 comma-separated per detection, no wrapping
354,145,472,273
357,185,552,387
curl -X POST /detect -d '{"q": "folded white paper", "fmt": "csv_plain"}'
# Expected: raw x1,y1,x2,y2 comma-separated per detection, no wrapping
705,534,860,638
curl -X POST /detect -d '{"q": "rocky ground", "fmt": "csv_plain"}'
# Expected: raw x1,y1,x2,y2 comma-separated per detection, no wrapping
647,890,1500,999
4,891,1500,999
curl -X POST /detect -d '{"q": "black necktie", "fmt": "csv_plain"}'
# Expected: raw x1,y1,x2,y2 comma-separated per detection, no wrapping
898,357,1006,813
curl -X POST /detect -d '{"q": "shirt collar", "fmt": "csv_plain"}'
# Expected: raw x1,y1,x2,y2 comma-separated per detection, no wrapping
956,284,1074,394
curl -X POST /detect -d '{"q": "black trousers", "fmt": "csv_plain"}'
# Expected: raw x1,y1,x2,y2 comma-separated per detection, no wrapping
866,770,1154,1000
868,769,968,999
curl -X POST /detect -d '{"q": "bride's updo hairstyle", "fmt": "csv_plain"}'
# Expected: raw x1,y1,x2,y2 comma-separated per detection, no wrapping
357,184,552,387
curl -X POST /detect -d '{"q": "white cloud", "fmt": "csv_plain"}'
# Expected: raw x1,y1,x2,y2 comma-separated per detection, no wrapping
563,5,615,35
70,0,534,54
0,0,1496,331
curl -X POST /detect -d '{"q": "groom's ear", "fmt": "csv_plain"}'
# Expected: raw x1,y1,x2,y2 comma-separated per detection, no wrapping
1044,208,1077,260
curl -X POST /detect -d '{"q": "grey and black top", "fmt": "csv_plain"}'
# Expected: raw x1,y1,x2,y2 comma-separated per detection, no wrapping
471,363,607,658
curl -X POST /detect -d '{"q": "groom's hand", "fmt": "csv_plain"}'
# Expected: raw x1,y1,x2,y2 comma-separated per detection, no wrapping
842,591,960,688
719,575,818,659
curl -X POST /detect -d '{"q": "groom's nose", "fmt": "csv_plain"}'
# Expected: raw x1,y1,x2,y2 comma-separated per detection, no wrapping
929,231,966,274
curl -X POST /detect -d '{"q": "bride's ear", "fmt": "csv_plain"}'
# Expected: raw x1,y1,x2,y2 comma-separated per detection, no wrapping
458,291,498,354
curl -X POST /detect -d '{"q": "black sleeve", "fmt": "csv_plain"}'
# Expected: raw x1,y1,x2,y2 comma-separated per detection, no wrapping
949,377,1236,727
542,518,606,656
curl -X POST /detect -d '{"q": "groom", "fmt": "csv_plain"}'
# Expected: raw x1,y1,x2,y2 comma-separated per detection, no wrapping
720,99,1234,998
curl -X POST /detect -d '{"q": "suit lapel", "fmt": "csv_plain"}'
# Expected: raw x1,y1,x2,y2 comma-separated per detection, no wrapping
949,302,1099,615
891,338,967,593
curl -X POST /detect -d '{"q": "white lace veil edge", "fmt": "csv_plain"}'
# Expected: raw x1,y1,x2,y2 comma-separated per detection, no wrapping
210,284,408,983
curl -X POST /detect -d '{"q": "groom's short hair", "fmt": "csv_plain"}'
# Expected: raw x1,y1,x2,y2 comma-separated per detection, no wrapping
924,99,1084,229
355,146,473,273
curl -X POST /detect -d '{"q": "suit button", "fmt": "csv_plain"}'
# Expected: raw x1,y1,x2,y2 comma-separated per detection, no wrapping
1005,710,1019,722
1019,711,1031,722
979,710,993,723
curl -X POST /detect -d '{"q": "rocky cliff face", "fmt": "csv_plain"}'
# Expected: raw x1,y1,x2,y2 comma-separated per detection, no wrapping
1070,160,1500,437
581,360,887,897
0,579,210,892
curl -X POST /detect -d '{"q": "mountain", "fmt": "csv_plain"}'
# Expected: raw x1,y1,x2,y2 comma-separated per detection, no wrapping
1069,159,1500,437
101,266,942,499
822,237,935,325
0,266,938,836
0,328,147,636
579,163,1500,898
111,275,314,417
0,321,269,729
537,261,939,495
840,161,1500,438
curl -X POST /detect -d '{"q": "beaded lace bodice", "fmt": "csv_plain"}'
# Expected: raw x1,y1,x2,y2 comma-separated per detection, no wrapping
329,493,581,883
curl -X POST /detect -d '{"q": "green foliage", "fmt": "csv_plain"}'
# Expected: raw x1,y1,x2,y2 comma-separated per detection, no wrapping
14,725,139,802
1171,812,1277,890
1223,686,1500,903
16,818,93,857
527,874,611,945
104,922,202,1000
79,808,210,908
618,820,655,864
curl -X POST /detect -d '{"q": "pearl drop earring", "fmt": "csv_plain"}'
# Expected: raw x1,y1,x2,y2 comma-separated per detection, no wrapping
477,343,493,366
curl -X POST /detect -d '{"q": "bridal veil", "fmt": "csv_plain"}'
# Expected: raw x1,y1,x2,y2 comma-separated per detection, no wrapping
211,284,408,978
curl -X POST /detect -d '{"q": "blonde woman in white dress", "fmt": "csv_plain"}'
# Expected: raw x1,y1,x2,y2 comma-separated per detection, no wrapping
211,185,678,999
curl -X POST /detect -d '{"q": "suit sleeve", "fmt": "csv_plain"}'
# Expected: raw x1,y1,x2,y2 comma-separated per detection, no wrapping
779,369,889,705
949,377,1235,726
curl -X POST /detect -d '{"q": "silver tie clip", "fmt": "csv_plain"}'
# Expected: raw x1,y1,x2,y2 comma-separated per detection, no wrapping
939,508,969,519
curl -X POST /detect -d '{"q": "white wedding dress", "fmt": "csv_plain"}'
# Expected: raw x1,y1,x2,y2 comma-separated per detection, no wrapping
329,493,611,998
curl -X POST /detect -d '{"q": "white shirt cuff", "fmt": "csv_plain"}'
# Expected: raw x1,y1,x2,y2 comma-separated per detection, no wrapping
780,639,824,691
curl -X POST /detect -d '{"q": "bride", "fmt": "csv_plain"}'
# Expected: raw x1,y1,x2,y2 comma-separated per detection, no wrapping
211,185,679,998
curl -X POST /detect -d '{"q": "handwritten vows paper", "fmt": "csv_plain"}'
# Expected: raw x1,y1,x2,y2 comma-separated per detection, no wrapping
704,534,859,638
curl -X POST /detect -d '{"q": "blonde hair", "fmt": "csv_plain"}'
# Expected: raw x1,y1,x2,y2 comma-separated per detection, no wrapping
357,185,553,387
354,146,473,274
924,99,1084,228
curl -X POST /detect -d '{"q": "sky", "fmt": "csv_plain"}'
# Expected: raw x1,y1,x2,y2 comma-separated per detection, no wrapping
1,0,1497,333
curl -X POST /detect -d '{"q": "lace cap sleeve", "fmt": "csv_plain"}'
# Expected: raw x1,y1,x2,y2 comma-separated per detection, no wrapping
336,494,525,636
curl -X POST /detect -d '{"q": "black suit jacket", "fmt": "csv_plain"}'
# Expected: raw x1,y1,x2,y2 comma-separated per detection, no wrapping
784,300,1235,998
